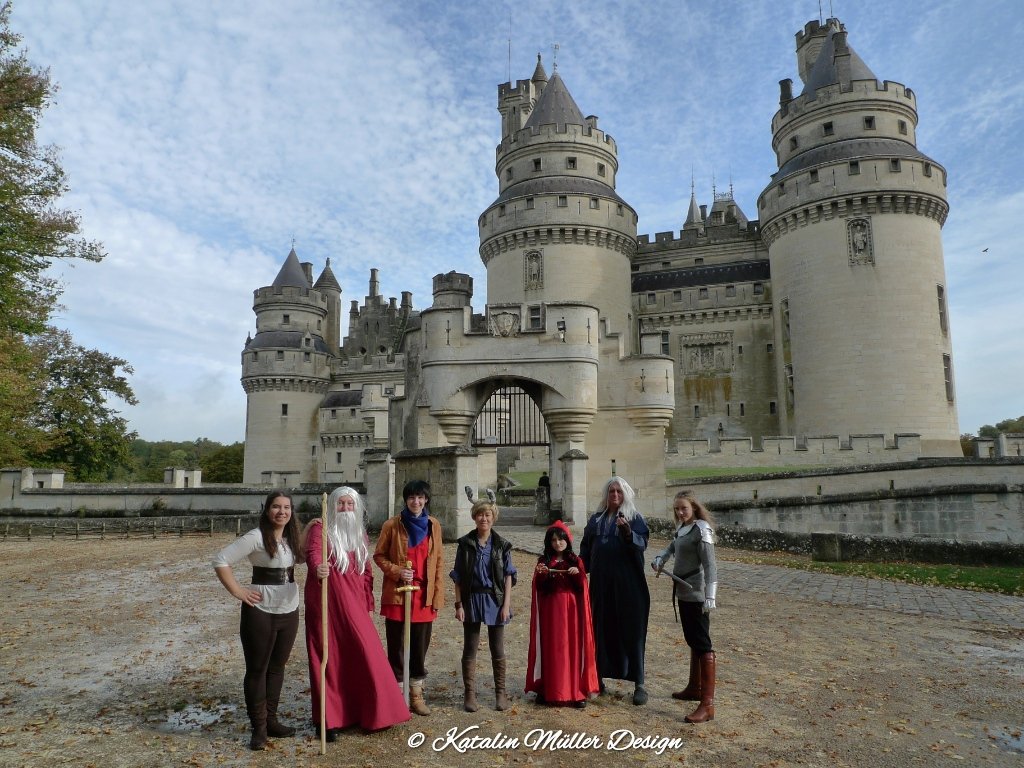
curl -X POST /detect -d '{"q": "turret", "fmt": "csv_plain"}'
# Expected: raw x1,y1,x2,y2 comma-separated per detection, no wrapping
757,18,958,456
479,63,638,344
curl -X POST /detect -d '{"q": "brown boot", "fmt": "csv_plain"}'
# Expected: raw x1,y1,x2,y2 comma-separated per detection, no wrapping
672,649,702,701
409,680,431,716
462,658,479,713
685,652,716,723
248,700,268,751
492,657,510,711
266,694,295,737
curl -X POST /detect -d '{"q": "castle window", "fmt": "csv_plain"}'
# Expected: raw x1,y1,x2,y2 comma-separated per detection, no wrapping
898,120,908,135
823,121,834,136
281,404,288,417
889,158,901,172
533,158,542,171
617,204,624,215
769,401,777,415
590,198,599,209
317,319,321,329
282,314,290,325
343,382,350,389
631,264,639,272
809,169,819,183
863,116,876,130
753,283,764,295
276,350,284,361
848,160,860,175
311,445,317,457
303,351,311,362
767,342,774,353
694,257,704,265
526,197,535,209
528,305,542,329
937,285,948,333
499,204,506,216
304,338,311,347
557,195,568,207
330,409,337,419
943,354,954,401
694,405,700,418
739,403,745,416
597,162,606,176
789,136,798,150
350,408,356,417
566,156,577,170
725,285,736,297
646,292,656,305
737,345,743,356
662,261,671,268
661,331,670,355
923,163,933,177
673,290,682,301
778,181,785,195
384,386,395,395
336,452,342,463
698,288,709,299
726,404,731,416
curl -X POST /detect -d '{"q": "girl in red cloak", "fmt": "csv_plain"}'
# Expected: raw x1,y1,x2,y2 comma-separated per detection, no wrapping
525,521,599,707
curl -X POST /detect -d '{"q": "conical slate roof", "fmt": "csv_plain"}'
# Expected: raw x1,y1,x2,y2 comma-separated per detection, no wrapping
801,24,877,96
271,248,310,289
531,53,548,84
524,72,584,129
313,257,341,291
684,191,702,229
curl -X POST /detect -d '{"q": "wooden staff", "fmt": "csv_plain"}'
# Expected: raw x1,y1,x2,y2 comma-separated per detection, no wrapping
319,492,328,754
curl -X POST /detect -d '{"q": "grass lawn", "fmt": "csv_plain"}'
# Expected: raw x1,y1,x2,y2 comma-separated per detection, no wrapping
721,547,1024,596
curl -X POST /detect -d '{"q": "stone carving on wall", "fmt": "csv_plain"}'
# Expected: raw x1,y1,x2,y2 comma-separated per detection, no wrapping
848,218,874,265
681,332,733,374
524,250,543,290
488,311,521,338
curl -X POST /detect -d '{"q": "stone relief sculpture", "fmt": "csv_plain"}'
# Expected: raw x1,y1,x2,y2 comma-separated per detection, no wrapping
681,332,733,374
524,250,543,290
488,311,521,337
848,218,874,265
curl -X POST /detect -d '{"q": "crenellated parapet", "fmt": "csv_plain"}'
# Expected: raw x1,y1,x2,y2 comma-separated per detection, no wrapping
241,376,331,395
498,122,618,159
479,225,636,264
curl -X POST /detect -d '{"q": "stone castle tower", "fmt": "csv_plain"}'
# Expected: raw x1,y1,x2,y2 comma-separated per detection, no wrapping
757,18,958,455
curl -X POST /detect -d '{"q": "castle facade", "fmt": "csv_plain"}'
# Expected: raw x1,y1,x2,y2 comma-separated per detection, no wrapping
241,17,959,509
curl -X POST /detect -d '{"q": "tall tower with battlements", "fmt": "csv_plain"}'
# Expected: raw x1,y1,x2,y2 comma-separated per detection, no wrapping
241,248,336,484
757,18,959,456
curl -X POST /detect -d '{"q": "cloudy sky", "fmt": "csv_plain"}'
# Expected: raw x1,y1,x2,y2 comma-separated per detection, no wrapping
12,0,1024,444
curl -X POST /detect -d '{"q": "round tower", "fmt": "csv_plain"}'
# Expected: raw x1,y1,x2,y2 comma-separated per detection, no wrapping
241,248,333,484
758,18,958,456
479,60,638,343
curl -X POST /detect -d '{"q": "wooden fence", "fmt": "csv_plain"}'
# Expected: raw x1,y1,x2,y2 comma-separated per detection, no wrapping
1,515,262,542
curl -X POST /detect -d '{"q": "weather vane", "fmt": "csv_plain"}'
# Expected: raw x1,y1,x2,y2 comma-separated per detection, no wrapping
552,42,559,72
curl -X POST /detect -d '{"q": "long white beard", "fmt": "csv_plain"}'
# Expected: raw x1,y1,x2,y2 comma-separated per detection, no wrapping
326,511,370,574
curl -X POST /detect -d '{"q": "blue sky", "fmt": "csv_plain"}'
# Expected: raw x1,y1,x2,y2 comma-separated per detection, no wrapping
12,1,1024,443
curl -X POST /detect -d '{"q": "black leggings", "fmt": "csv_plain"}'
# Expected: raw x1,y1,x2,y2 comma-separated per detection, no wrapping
462,622,506,661
385,619,433,682
678,600,713,655
239,604,299,713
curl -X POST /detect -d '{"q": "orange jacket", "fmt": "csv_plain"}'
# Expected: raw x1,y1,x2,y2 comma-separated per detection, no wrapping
374,514,445,611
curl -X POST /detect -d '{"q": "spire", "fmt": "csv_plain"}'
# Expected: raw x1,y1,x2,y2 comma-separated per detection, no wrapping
313,257,341,292
683,179,702,230
523,72,585,130
271,247,311,289
801,20,878,96
531,53,547,84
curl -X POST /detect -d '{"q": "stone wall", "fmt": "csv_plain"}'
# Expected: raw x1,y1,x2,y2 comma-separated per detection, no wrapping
668,433,922,468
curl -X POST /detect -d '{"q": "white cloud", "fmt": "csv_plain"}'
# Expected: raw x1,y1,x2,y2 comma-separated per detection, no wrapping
11,0,1024,441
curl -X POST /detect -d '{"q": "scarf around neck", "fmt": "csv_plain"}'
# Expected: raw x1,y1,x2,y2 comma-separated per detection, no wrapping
401,507,430,548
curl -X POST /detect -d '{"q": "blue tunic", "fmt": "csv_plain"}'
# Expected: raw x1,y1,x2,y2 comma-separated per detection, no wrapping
449,535,517,625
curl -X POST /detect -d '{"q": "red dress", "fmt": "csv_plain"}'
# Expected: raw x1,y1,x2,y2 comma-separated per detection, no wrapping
304,521,410,730
525,555,600,704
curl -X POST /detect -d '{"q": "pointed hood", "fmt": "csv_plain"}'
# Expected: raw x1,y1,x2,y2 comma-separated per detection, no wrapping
801,23,877,96
271,247,311,289
313,257,341,292
524,72,585,130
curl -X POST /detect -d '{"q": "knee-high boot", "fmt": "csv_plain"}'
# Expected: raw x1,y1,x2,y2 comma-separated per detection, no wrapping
247,699,268,750
672,649,702,701
492,658,509,711
685,652,716,723
265,672,295,737
462,658,479,712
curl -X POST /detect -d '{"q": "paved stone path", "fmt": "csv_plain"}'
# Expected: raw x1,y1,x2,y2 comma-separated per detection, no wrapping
497,525,1024,630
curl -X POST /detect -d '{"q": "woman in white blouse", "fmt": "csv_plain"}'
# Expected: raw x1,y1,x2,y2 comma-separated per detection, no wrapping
213,491,303,750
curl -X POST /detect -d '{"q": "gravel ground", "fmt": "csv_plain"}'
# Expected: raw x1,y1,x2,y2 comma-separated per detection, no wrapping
0,534,1021,767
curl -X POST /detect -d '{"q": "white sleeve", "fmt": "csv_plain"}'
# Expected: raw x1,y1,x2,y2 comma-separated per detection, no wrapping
212,529,260,568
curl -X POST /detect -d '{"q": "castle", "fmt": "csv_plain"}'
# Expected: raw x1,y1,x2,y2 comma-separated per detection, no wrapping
240,17,959,520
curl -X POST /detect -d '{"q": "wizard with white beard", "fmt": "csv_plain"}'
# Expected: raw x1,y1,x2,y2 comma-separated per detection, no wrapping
303,487,409,737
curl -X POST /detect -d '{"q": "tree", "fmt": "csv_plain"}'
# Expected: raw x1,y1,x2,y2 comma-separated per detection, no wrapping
202,443,244,483
0,3,136,478
978,416,1024,439
28,328,137,480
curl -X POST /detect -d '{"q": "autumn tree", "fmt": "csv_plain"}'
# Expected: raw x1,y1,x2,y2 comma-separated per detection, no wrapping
0,3,136,477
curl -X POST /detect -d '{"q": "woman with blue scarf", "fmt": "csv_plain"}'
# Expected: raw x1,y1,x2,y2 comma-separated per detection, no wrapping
374,479,445,716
